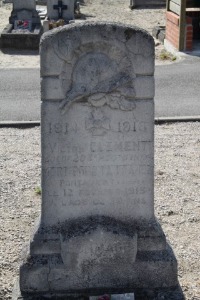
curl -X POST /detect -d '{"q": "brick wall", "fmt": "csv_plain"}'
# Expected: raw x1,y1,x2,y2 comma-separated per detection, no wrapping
185,16,193,50
165,11,180,50
165,11,198,51
186,11,200,39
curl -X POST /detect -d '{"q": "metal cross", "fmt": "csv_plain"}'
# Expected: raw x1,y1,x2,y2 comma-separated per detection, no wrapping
53,0,67,19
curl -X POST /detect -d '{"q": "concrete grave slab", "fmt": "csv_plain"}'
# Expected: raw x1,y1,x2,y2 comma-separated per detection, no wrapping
14,22,183,300
1,0,42,49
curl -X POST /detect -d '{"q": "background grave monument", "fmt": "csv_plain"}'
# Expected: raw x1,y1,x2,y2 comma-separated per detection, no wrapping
16,22,182,299
47,0,75,21
1,0,42,49
43,0,76,32
9,0,41,25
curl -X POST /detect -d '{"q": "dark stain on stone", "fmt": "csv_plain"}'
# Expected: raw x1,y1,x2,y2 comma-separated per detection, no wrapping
124,29,134,41
60,215,137,240
112,26,117,32
38,216,160,239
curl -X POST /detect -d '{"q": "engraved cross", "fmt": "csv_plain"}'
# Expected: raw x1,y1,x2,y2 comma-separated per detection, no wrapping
53,0,68,19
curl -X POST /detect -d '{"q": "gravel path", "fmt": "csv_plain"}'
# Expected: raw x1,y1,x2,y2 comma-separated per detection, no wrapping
0,123,200,300
80,0,166,34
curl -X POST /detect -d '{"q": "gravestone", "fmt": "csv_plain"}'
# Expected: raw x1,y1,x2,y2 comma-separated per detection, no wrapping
17,22,181,299
1,0,42,49
47,0,74,21
9,0,41,26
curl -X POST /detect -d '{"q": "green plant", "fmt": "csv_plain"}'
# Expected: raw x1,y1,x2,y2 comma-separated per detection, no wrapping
35,186,41,195
160,50,176,62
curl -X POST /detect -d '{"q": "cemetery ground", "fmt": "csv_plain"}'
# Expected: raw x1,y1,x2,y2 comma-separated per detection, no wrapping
0,123,200,300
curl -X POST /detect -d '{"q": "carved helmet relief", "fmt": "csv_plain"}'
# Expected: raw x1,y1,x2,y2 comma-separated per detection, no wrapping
60,51,136,112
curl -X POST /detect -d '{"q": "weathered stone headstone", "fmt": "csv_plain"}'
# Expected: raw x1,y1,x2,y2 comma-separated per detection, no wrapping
47,0,74,21
17,22,181,299
9,0,41,26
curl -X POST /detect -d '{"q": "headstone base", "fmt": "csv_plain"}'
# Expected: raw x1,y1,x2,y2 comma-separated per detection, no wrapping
13,280,184,300
16,218,182,299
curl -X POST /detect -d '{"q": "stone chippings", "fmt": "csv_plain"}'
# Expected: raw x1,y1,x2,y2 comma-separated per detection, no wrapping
0,123,200,299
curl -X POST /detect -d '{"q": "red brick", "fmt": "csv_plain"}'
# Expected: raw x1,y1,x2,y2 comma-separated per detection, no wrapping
186,32,193,38
186,16,192,24
186,42,193,49
186,25,193,30
166,11,179,26
175,28,179,34
172,41,179,49
166,18,180,49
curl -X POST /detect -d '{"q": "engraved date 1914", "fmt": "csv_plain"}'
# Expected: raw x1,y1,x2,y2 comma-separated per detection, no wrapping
47,121,148,134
